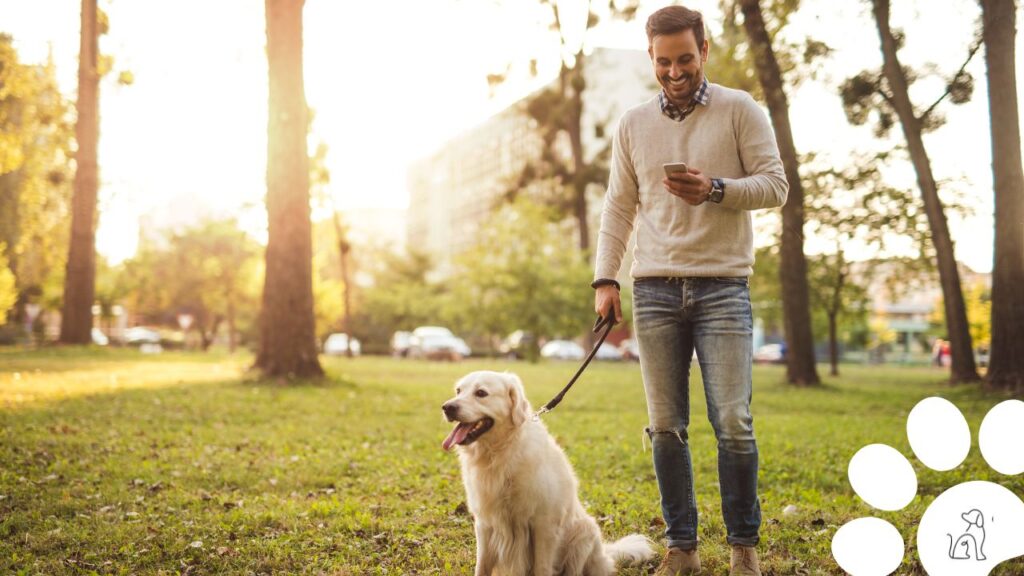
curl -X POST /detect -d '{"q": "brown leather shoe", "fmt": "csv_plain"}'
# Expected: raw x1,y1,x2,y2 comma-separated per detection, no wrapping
730,545,761,576
654,546,701,575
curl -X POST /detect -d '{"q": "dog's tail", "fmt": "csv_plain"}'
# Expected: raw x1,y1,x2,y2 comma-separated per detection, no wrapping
605,533,655,565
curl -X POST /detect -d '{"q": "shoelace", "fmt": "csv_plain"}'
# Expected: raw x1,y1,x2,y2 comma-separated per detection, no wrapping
734,548,757,569
657,549,690,572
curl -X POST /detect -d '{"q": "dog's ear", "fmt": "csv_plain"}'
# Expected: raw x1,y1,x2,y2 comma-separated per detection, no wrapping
505,372,530,426
974,510,984,527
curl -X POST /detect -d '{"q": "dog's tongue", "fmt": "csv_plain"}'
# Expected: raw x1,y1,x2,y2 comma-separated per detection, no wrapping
443,422,473,451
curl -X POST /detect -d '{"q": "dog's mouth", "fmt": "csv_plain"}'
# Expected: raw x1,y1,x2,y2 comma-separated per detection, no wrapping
442,418,494,451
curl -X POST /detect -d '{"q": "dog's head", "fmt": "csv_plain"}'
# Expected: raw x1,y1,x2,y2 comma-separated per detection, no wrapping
962,509,984,528
441,371,531,451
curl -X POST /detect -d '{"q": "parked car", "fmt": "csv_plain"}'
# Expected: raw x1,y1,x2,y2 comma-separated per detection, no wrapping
323,333,361,356
618,338,640,361
390,331,412,357
409,333,470,361
412,326,454,339
754,343,785,364
498,330,535,359
91,328,109,346
594,342,623,361
540,340,585,361
124,326,161,346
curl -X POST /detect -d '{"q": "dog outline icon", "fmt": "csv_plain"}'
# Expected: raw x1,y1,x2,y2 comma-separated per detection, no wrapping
947,508,987,561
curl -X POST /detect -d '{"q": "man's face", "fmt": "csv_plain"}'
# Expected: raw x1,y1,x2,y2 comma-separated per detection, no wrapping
649,29,708,108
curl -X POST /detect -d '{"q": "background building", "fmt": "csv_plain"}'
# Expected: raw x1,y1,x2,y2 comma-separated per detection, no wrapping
407,48,654,278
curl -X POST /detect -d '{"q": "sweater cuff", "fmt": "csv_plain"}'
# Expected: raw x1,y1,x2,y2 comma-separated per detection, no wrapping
591,278,621,290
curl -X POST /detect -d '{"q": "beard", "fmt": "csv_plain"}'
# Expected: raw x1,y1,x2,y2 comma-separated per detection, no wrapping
660,65,704,108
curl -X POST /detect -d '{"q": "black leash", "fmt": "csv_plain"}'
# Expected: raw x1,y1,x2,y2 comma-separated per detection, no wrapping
534,311,617,419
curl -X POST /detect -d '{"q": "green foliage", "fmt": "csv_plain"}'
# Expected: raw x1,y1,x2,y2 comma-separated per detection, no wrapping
352,249,446,351
2,350,1024,573
0,34,74,321
0,247,16,324
446,200,594,356
118,220,261,348
839,28,981,137
713,0,832,101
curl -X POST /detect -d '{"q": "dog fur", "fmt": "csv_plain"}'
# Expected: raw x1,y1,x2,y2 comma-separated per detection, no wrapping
441,370,654,575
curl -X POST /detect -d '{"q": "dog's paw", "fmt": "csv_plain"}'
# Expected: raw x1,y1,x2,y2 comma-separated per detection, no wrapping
831,398,1024,575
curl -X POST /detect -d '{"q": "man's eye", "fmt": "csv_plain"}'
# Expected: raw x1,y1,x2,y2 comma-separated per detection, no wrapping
474,389,489,398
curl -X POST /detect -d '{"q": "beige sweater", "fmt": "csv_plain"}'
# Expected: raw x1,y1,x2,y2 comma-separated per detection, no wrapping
594,84,788,281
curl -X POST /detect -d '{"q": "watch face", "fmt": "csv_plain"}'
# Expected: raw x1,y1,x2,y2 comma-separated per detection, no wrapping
710,182,724,203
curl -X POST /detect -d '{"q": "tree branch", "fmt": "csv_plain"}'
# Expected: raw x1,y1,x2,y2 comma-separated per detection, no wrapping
919,35,982,122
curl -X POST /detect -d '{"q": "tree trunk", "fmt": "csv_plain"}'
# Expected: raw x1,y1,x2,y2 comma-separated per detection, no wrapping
255,0,323,379
227,292,237,353
981,0,1024,392
828,261,844,377
59,0,99,345
331,210,353,358
566,54,589,257
738,0,820,386
828,312,839,377
872,0,979,383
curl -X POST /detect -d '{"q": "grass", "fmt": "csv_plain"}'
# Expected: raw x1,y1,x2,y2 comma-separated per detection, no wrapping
1,347,1022,574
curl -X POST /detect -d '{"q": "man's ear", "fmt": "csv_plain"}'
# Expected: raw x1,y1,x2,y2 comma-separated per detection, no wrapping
505,372,530,426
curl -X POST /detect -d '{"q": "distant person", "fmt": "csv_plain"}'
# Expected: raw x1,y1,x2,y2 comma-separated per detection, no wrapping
932,338,944,367
591,5,787,575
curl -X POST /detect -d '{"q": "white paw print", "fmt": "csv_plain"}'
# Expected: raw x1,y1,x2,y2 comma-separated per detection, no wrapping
831,398,1024,575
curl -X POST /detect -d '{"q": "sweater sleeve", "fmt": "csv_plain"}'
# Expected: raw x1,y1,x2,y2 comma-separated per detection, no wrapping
718,94,789,211
594,116,639,281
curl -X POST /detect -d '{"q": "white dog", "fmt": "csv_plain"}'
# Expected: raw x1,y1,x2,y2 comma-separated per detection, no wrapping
441,370,654,575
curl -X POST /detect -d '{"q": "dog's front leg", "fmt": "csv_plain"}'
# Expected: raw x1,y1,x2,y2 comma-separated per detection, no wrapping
474,522,496,576
529,521,558,576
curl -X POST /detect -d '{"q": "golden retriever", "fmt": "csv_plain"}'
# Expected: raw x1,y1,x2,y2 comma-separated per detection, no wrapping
442,370,653,575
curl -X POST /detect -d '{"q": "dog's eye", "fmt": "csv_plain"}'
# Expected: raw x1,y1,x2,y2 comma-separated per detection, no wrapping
474,389,488,398
455,387,461,394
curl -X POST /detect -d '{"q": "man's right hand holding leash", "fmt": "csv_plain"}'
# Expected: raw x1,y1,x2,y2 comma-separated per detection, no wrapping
592,279,622,324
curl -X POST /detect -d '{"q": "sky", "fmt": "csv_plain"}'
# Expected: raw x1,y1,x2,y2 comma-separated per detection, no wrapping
1,0,1021,274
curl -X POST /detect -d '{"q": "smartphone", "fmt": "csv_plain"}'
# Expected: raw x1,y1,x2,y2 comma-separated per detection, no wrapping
663,162,689,177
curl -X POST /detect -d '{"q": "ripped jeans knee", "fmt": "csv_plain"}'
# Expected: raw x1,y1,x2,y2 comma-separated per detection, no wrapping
643,426,689,451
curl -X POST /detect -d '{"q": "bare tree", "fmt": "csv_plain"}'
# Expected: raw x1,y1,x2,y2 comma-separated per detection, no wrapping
738,0,820,385
255,0,323,378
851,0,980,382
980,0,1024,392
59,0,100,344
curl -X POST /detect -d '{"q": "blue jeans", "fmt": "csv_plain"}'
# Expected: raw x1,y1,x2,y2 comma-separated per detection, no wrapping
632,277,760,549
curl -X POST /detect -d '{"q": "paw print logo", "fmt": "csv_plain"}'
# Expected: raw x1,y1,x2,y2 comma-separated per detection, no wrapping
831,398,1024,575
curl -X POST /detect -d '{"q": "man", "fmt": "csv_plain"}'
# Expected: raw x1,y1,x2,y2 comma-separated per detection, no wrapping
592,6,787,576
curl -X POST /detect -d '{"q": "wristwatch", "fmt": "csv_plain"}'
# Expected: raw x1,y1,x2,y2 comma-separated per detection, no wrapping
708,178,725,204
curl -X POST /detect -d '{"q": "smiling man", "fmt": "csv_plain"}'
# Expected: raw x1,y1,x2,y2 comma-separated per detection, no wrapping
591,5,788,576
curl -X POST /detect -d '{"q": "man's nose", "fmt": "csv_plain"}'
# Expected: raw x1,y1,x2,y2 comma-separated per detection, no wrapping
442,402,458,420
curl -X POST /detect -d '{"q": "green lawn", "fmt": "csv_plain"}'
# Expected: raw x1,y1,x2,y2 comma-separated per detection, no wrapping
1,348,1022,575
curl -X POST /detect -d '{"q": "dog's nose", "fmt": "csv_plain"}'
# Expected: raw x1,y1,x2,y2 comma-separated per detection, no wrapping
442,402,458,421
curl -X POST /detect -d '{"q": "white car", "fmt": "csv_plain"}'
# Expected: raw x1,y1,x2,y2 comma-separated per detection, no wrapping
124,326,161,345
594,342,623,361
540,340,586,361
409,333,470,361
753,343,785,364
323,333,361,356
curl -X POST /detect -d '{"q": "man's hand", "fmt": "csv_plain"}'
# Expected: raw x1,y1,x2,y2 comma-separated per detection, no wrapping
594,285,622,324
663,167,712,206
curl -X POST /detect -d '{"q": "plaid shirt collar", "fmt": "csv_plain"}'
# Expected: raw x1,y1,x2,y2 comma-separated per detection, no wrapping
658,78,711,122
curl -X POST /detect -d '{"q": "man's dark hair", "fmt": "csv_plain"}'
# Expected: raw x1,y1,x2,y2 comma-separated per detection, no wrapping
645,5,705,47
